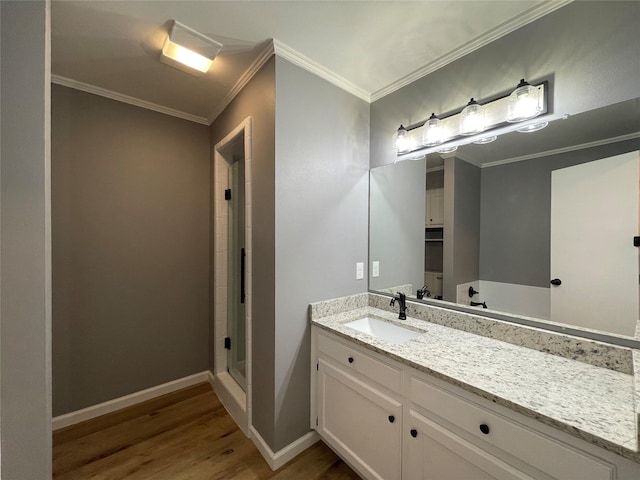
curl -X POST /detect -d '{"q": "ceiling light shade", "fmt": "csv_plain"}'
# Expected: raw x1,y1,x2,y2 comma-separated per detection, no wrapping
507,79,544,122
422,113,445,146
459,98,486,135
160,20,222,75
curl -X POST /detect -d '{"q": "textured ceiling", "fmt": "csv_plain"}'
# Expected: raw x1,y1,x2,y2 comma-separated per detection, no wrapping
52,0,563,123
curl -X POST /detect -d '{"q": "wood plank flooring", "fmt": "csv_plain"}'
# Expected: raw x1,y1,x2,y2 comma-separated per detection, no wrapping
53,382,361,479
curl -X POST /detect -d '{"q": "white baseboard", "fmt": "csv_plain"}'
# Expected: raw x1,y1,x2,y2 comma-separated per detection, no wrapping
52,371,210,430
249,426,320,471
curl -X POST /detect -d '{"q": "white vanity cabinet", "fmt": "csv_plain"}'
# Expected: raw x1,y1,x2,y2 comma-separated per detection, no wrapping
315,329,403,480
311,326,638,480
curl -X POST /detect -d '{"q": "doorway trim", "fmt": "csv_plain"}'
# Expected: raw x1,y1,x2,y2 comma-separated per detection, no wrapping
212,117,253,435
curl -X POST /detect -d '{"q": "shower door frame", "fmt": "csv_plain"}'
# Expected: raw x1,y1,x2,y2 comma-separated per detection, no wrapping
212,117,253,435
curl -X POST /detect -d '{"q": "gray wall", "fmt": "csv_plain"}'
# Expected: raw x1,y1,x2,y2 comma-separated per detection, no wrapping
1,1,52,478
480,138,640,287
370,159,425,292
443,158,480,301
52,85,210,415
274,57,369,450
370,1,640,168
209,57,276,446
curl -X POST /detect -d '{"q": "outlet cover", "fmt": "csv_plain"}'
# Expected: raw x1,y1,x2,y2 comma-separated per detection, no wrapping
356,262,364,280
372,261,380,278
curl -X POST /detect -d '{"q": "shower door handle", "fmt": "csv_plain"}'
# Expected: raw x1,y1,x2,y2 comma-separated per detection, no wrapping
240,248,246,304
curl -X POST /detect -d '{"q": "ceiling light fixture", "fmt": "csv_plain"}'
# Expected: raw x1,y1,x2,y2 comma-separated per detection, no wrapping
393,79,551,161
160,20,222,75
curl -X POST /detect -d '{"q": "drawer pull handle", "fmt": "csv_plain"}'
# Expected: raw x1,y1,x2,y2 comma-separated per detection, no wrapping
348,356,354,364
388,415,395,423
479,424,490,435
410,429,418,438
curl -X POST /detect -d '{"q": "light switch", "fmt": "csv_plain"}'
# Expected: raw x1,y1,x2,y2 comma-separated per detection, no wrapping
372,261,380,278
356,262,364,280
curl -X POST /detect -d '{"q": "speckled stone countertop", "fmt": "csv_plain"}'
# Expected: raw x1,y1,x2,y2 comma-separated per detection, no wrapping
311,303,640,463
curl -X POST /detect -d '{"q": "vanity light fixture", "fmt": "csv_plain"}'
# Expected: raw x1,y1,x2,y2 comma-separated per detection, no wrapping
393,79,551,162
160,20,223,75
459,98,487,136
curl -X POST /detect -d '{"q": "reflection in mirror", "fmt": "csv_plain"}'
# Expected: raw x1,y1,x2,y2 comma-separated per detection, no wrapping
369,98,640,339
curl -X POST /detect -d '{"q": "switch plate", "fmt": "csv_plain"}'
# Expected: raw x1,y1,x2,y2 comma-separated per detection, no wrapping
372,261,380,278
356,262,364,280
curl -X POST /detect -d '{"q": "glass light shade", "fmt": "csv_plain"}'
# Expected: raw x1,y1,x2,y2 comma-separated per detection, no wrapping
422,113,445,146
507,80,542,122
473,135,497,144
459,99,486,135
517,121,548,133
394,125,409,153
437,145,458,154
162,40,213,73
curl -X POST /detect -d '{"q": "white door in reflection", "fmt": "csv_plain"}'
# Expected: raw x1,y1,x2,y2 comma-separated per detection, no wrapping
550,151,639,336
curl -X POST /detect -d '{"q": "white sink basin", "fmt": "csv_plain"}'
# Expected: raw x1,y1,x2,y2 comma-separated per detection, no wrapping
344,317,422,344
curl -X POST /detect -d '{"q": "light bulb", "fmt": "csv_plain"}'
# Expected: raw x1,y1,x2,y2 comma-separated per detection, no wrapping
460,98,486,135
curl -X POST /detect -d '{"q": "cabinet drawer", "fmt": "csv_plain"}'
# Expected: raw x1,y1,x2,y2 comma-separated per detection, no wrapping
410,376,615,480
317,331,402,392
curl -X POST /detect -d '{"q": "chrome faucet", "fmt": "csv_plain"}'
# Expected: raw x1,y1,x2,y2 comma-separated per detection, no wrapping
390,292,407,320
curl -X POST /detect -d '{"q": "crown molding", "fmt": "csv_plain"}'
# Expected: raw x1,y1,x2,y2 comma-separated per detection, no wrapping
273,39,370,102
51,75,209,125
370,0,573,102
206,41,275,124
482,132,640,169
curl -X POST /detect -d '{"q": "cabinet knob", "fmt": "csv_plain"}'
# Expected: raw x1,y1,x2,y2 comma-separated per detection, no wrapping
348,356,354,364
410,429,418,438
388,415,395,423
479,424,490,435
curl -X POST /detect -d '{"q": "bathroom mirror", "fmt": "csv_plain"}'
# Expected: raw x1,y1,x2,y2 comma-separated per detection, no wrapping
369,97,640,345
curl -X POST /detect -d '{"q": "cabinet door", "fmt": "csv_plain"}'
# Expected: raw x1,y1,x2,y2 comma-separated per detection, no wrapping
318,358,402,480
426,187,444,226
404,409,534,480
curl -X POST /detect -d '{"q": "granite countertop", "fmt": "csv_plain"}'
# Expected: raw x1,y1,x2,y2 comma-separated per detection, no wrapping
312,305,639,462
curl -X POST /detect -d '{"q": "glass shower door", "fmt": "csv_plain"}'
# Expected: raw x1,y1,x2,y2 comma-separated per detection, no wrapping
227,159,246,390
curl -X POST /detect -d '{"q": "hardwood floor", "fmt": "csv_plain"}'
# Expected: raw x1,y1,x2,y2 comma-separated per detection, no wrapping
53,382,361,479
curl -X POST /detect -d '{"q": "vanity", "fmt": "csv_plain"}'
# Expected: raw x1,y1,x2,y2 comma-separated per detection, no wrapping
309,293,640,480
